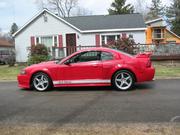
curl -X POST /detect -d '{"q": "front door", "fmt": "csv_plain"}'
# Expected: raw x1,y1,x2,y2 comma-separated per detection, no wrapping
66,34,76,56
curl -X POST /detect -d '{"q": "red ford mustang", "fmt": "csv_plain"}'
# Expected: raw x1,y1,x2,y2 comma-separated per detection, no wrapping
18,47,155,92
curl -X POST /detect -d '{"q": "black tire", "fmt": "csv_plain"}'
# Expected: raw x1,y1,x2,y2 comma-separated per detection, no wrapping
112,70,135,91
31,72,52,92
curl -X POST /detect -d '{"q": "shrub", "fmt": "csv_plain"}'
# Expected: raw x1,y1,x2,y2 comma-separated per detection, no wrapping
27,44,50,65
103,37,136,55
7,51,16,67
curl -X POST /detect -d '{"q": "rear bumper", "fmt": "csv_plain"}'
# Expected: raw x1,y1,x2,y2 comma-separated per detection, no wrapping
138,67,155,82
17,74,30,89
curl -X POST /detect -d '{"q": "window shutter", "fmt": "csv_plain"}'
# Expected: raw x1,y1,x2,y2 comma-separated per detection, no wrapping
95,34,100,47
30,36,35,46
122,33,127,39
58,35,63,48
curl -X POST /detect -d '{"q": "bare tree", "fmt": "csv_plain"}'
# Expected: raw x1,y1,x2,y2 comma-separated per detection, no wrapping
35,0,94,17
34,0,47,10
35,0,78,17
134,0,148,18
73,6,92,16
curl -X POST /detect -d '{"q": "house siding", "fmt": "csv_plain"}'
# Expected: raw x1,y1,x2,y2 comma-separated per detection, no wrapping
15,13,80,62
15,11,146,62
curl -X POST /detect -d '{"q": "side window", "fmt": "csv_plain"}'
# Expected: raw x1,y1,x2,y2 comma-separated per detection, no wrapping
101,52,113,61
66,51,101,64
77,51,101,63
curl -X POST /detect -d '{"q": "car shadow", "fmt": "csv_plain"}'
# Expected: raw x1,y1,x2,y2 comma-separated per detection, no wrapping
53,86,113,92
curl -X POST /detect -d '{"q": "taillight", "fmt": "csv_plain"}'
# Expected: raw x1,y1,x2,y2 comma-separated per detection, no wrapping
146,60,152,68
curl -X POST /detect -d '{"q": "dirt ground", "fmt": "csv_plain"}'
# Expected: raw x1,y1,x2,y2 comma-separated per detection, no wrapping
0,123,180,135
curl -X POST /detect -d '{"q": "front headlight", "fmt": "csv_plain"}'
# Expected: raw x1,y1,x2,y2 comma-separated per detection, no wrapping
20,69,27,75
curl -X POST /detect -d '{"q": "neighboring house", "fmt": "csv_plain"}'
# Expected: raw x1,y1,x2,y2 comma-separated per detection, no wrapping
13,9,146,62
0,38,14,51
0,38,15,64
145,18,180,44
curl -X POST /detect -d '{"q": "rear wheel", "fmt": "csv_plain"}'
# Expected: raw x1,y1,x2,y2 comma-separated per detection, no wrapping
32,72,52,92
112,70,135,91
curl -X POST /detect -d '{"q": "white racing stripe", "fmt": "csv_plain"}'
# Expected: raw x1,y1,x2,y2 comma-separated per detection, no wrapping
53,79,111,85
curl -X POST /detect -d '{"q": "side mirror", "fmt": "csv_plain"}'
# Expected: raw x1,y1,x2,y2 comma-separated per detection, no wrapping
64,60,71,65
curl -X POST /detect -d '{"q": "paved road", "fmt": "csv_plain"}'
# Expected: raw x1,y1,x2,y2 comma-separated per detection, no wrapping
0,79,180,125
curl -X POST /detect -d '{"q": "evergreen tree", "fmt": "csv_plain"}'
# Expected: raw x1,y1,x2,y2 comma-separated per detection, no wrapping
146,0,164,20
167,0,180,36
10,23,18,36
108,0,134,15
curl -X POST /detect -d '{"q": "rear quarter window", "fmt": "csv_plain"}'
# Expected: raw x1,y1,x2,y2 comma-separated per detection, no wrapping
101,52,114,61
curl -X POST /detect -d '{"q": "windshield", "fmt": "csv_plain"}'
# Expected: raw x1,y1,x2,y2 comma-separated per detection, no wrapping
55,57,65,64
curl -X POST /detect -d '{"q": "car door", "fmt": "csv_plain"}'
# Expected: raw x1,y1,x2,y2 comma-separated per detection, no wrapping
101,51,116,79
59,51,103,84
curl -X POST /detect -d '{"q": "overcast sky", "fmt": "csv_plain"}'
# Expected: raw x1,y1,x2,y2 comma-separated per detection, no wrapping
0,0,171,33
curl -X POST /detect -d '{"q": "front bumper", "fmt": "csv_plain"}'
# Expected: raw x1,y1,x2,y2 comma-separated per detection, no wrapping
17,74,30,89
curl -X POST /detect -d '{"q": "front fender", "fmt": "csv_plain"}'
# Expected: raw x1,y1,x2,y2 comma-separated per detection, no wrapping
29,67,58,84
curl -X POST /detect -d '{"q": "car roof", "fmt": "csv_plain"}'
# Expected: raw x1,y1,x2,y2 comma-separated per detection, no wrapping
78,47,119,54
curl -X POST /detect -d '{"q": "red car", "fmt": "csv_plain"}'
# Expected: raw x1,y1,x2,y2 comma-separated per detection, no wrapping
18,47,155,92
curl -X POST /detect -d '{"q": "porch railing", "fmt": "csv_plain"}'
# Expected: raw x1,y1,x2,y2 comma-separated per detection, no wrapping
51,45,97,59
51,44,180,59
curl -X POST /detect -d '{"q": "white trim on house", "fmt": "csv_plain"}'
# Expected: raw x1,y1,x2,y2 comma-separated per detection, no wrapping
145,17,175,25
13,9,82,37
82,28,147,33
145,18,163,24
166,29,180,39
13,9,146,37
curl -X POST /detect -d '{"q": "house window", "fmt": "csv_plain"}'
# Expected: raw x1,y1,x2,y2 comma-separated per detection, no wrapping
41,36,53,48
35,35,58,47
101,35,121,45
36,37,40,44
54,36,58,47
107,35,116,44
102,36,105,45
129,34,133,39
153,29,164,39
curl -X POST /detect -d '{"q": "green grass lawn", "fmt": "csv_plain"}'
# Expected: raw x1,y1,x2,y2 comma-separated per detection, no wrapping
0,65,25,80
154,64,180,79
0,64,180,80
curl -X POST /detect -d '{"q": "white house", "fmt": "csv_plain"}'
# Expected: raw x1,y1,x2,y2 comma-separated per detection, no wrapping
13,9,146,62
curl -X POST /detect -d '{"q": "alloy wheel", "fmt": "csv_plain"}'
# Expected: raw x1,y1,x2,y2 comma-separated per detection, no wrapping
114,71,133,90
33,73,49,91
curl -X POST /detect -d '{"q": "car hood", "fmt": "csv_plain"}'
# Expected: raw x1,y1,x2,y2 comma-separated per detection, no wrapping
25,61,57,70
39,61,56,65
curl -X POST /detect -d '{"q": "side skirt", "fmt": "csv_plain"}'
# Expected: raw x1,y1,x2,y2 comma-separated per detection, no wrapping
53,79,111,87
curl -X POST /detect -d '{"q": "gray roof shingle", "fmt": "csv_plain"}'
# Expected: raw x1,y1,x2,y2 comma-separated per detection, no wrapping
64,14,146,31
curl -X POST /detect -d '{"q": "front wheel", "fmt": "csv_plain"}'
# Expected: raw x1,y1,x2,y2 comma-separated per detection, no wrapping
32,72,52,92
112,70,135,91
